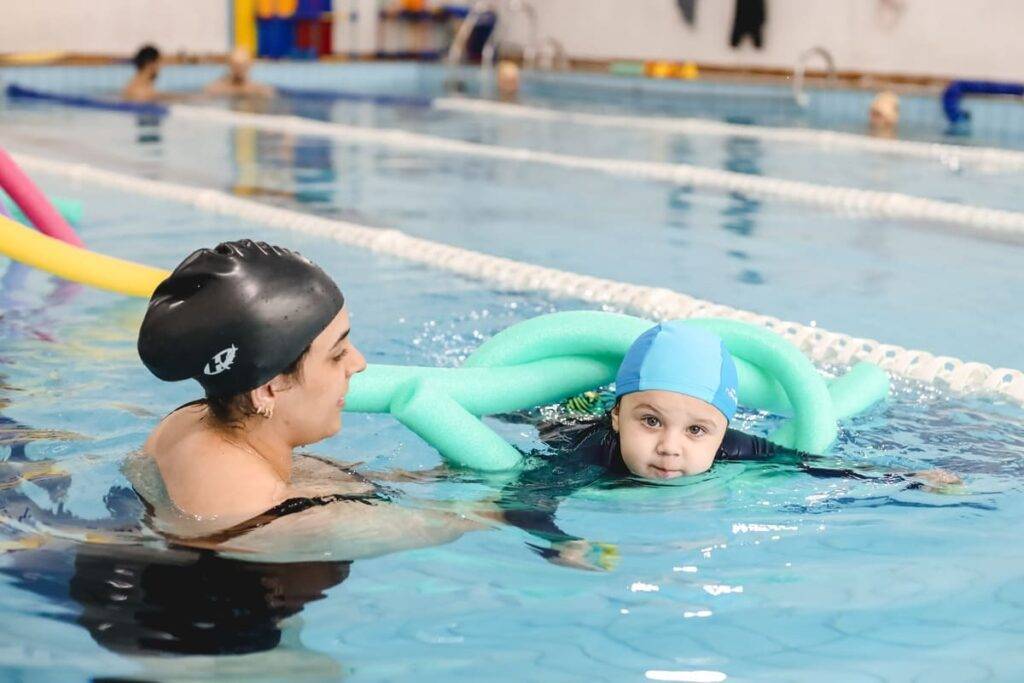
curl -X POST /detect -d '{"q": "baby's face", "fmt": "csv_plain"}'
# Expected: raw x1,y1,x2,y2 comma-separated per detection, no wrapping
612,390,728,480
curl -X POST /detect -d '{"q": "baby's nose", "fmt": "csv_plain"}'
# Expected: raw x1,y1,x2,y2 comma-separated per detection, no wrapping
657,437,684,457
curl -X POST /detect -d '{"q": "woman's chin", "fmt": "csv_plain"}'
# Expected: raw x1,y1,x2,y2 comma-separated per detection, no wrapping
304,418,342,445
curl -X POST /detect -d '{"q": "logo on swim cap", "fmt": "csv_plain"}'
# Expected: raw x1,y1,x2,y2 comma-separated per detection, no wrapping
204,345,238,376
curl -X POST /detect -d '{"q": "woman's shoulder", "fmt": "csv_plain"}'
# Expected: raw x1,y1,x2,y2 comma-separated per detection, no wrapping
143,401,205,453
142,409,285,524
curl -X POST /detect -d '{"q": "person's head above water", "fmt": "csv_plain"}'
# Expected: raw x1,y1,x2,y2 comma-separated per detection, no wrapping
227,46,253,84
131,44,161,79
869,91,900,135
138,240,366,444
610,321,738,480
497,60,520,97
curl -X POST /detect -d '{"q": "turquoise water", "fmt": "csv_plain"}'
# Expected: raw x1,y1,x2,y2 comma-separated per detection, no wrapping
0,65,1023,681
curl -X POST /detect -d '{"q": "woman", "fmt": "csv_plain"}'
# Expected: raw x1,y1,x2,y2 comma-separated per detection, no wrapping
132,239,485,558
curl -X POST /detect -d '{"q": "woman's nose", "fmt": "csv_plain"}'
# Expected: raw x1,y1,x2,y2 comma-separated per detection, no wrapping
349,345,368,375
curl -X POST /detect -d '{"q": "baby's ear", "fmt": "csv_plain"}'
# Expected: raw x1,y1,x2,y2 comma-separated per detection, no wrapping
610,404,620,433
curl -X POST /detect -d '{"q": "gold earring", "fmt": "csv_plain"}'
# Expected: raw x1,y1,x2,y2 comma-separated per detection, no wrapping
257,405,274,419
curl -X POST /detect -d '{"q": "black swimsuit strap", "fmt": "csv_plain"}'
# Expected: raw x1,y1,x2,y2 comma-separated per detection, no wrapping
169,398,208,416
172,492,381,546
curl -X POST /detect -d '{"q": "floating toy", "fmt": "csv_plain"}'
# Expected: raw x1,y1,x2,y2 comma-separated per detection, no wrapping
276,87,433,107
1,196,82,227
6,85,169,117
0,147,84,246
642,61,699,80
609,61,645,77
942,80,1024,125
0,215,163,297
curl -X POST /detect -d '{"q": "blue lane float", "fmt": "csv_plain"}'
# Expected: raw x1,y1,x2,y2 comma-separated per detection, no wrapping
276,86,433,107
7,83,434,112
345,311,890,472
5,84,169,116
942,80,1024,125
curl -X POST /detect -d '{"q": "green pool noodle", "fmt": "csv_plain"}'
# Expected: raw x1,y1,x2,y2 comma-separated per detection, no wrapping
697,318,836,451
465,310,787,403
464,311,795,415
347,357,618,416
3,197,82,226
345,311,890,471
348,356,617,472
767,362,890,447
390,378,523,471
609,61,645,77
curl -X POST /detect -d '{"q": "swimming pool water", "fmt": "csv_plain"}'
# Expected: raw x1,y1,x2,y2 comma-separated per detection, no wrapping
1,65,1023,681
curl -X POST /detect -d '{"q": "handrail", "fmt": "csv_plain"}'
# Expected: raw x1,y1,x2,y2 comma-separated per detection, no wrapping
792,46,836,107
942,79,1024,125
446,0,543,91
480,0,540,73
445,0,498,68
533,36,568,71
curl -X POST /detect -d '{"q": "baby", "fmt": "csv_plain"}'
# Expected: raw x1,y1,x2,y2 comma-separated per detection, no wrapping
497,320,959,570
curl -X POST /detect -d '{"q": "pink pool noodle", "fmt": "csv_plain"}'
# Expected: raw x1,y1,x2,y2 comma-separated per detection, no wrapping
0,147,84,247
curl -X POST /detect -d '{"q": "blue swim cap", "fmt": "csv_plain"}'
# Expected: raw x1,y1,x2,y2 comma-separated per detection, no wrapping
615,321,739,422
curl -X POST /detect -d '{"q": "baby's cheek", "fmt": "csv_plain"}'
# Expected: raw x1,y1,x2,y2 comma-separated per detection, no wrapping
690,443,719,474
688,459,714,475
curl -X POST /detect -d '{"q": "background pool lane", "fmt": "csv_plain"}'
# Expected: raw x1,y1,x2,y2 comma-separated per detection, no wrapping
261,94,1024,214
0,180,1022,681
2,106,1022,371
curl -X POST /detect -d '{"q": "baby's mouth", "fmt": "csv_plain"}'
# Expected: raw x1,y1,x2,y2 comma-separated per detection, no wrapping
649,464,683,479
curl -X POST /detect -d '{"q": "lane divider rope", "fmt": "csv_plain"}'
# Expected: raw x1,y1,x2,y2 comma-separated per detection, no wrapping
167,104,1024,242
434,97,1024,172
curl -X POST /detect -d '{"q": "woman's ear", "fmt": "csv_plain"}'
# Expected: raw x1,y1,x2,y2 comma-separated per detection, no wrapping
250,381,276,414
610,403,620,433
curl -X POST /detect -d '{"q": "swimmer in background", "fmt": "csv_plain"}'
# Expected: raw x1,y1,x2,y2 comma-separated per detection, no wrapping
869,91,900,137
121,44,166,103
497,59,520,102
497,321,961,569
204,47,275,98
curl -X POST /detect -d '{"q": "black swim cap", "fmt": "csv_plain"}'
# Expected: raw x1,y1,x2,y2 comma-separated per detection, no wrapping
138,240,344,397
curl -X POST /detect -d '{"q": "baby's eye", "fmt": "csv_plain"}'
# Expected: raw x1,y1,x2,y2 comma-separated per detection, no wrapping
688,425,707,436
332,349,347,362
641,415,662,428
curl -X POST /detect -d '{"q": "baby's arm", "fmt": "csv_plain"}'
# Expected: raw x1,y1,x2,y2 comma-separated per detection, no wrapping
716,429,961,491
494,442,619,571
